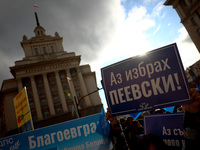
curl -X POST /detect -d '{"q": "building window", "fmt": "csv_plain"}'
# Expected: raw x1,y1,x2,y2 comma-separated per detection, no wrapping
48,76,55,82
39,88,45,95
60,71,66,79
70,68,77,77
56,107,62,115
41,99,47,106
22,78,31,87
76,91,81,98
63,83,68,89
34,48,39,56
50,46,55,53
36,79,42,84
68,105,73,112
191,18,197,25
32,114,37,122
27,91,32,98
60,74,65,79
24,81,31,87
79,101,84,109
51,85,57,92
29,102,35,110
73,80,78,87
53,96,59,103
43,111,50,119
43,47,47,54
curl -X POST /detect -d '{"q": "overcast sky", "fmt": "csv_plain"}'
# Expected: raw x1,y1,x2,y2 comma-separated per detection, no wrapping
1,0,200,109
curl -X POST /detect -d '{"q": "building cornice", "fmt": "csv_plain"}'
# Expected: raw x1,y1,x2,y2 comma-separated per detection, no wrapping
10,55,81,78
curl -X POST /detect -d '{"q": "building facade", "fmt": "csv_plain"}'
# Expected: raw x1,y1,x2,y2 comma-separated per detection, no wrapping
164,0,200,52
0,13,103,137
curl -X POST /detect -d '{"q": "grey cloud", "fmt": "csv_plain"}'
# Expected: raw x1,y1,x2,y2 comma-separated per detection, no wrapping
0,0,120,85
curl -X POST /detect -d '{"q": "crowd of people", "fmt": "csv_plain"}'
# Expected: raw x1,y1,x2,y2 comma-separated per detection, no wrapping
106,88,200,150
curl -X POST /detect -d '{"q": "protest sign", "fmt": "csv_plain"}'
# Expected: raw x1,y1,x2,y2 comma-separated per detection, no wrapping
101,43,190,116
0,113,111,150
13,87,34,132
143,113,184,150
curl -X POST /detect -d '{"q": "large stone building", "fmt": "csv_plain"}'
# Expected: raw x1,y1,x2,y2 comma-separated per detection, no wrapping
0,13,103,137
164,0,200,52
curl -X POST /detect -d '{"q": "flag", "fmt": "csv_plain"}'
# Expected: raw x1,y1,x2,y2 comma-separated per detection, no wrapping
34,4,39,8
129,112,142,120
163,106,175,113
96,109,110,138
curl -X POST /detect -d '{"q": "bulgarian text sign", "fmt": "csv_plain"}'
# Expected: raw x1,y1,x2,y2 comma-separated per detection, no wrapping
0,113,111,150
13,87,32,130
101,43,190,116
143,113,185,150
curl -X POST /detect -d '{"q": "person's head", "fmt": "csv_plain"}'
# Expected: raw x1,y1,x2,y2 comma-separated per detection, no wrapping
126,117,133,125
136,133,169,150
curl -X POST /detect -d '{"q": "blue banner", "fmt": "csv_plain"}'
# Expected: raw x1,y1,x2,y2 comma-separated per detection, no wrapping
143,113,184,150
101,43,190,116
0,114,112,150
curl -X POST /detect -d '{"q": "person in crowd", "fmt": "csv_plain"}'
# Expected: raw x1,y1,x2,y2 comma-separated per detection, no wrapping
106,88,200,150
106,109,127,150
120,118,127,130
183,88,200,150
123,116,134,144
136,133,170,150
128,120,144,149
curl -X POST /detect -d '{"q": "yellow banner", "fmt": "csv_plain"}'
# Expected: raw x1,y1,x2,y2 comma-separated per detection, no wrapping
13,87,31,128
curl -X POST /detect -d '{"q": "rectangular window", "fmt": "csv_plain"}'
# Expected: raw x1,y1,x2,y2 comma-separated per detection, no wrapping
79,101,84,109
191,18,197,25
29,102,35,109
73,81,78,87
39,88,45,95
32,114,37,122
49,76,55,82
53,96,59,103
51,85,57,92
24,81,31,87
35,48,39,56
68,105,73,112
27,91,32,98
56,108,62,115
50,46,55,53
76,91,81,97
41,99,47,106
63,83,68,89
43,47,47,54
43,111,50,119
60,74,65,79
36,79,42,84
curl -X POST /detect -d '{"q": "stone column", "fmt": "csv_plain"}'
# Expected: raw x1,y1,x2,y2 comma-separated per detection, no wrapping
54,71,68,112
77,68,92,106
17,78,23,92
30,76,43,120
66,70,80,118
42,73,56,116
